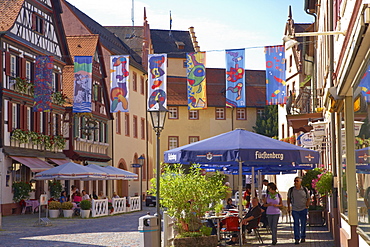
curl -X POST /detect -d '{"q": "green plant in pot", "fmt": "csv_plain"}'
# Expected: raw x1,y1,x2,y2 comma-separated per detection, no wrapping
61,201,73,218
80,200,92,218
48,201,61,218
80,200,92,210
149,163,227,243
48,180,63,200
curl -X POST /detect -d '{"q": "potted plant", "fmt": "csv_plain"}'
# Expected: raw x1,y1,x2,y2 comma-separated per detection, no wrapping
149,164,227,247
80,200,92,218
12,181,32,204
48,180,62,199
48,201,61,218
61,201,73,218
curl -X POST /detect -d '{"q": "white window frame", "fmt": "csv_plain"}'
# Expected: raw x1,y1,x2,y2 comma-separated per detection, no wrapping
12,103,18,130
26,107,31,131
169,136,178,150
215,108,225,120
40,112,43,134
189,110,199,120
168,107,178,119
189,136,199,144
257,109,264,118
26,61,31,82
236,108,246,120
10,55,16,77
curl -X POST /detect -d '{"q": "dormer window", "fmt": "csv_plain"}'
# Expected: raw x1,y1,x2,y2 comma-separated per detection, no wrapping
32,13,44,34
175,41,185,50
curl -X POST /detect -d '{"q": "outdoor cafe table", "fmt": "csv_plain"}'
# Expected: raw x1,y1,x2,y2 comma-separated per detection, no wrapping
203,214,226,242
23,200,39,214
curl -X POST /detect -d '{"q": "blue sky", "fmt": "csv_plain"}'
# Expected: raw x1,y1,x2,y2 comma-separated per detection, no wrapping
67,0,314,70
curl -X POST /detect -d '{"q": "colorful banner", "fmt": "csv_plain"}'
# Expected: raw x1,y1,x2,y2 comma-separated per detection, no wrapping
73,56,92,113
110,55,129,112
225,49,245,108
187,52,207,110
148,54,167,110
358,64,370,102
265,45,286,105
33,56,54,112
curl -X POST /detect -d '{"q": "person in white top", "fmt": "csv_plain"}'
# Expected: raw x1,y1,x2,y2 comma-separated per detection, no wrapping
81,190,91,201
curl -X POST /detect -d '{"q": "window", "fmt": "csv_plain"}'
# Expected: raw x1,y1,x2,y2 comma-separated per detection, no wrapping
215,108,225,120
53,114,57,135
236,108,246,120
257,108,264,118
168,107,178,119
116,112,121,134
133,72,137,92
189,110,199,120
125,113,130,136
168,136,179,150
26,61,31,82
12,103,18,130
289,55,292,68
141,118,145,140
189,136,199,144
10,55,16,77
140,76,145,95
26,107,31,131
94,122,99,141
133,115,138,138
183,60,187,68
32,13,44,34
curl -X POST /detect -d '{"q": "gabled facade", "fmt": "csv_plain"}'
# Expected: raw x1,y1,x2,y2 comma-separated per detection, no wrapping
62,34,112,195
0,0,71,215
60,1,150,198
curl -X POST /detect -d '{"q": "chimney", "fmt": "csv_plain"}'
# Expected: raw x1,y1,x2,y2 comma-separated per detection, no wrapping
188,26,200,52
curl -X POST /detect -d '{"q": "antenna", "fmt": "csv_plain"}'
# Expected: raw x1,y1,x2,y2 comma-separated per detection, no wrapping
131,0,134,26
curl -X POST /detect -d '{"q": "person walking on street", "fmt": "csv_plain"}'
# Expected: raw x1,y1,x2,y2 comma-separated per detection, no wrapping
263,182,283,245
287,177,310,244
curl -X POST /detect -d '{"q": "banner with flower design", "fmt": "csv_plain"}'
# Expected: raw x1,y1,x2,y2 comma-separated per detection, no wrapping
187,52,207,110
110,55,129,112
265,45,286,105
33,56,54,112
148,54,167,110
225,49,245,108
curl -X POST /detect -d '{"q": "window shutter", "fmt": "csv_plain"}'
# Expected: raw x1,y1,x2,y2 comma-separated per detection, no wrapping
0,51,2,82
19,57,26,79
5,52,10,76
8,101,12,132
32,13,36,30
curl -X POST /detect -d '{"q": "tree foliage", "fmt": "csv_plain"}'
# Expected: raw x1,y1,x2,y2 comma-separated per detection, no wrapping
149,164,227,233
252,105,278,137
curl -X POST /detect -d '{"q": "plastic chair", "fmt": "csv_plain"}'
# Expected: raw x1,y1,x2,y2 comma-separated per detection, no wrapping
249,216,263,244
220,216,240,244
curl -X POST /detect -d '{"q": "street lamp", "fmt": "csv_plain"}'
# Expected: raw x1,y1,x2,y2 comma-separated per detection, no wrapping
138,155,145,211
148,101,168,247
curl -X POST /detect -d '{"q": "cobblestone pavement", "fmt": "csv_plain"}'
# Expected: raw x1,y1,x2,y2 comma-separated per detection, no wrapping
0,207,335,246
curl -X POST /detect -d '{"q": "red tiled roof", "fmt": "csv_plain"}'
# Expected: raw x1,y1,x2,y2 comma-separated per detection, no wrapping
0,0,23,32
167,69,266,107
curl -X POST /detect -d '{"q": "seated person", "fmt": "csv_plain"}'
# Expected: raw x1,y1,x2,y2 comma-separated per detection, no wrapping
225,198,237,210
98,191,107,199
73,191,82,203
82,190,91,201
92,191,98,200
59,191,67,203
241,197,262,234
112,192,120,198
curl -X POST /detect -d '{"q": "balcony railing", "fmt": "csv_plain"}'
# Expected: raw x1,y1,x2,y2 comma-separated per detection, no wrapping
287,87,314,115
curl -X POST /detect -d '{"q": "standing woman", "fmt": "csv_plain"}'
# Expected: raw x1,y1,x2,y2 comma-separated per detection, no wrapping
263,182,283,245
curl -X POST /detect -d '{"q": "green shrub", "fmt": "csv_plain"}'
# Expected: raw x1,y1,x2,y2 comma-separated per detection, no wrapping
48,180,63,199
61,201,73,210
12,181,32,203
49,201,61,210
80,200,92,210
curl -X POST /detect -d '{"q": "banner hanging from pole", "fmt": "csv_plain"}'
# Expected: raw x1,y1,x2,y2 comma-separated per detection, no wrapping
225,49,245,108
73,56,92,113
265,45,286,105
33,56,54,112
148,54,167,110
187,52,207,110
110,55,129,112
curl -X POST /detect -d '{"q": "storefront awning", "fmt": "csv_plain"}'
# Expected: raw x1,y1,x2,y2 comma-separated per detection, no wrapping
48,158,70,166
10,156,54,173
87,161,108,167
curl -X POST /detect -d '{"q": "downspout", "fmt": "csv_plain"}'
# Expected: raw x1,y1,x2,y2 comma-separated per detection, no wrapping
145,78,149,193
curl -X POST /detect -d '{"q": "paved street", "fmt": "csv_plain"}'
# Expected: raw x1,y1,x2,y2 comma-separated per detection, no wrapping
0,207,335,246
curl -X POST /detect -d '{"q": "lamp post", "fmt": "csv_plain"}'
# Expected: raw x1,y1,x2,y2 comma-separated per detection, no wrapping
138,155,145,211
148,101,168,247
